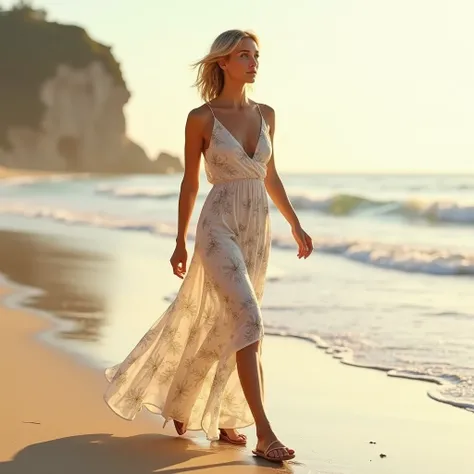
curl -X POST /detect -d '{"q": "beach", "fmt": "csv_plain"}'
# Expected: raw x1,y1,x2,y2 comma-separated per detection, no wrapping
0,221,473,474
0,167,48,180
2,1,474,470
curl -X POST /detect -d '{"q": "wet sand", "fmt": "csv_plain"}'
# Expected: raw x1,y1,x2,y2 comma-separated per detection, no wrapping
0,227,473,474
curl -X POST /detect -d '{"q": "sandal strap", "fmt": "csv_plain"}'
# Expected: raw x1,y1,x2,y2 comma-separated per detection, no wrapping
265,440,286,456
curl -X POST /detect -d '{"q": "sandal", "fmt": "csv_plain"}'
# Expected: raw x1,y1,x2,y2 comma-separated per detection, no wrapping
219,428,247,445
173,419,186,435
252,440,295,463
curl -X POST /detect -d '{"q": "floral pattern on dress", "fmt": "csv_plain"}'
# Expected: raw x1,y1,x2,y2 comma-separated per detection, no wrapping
104,103,272,441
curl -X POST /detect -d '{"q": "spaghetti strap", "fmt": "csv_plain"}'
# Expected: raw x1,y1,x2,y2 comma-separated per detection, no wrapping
207,102,261,118
206,102,216,117
104,92,274,442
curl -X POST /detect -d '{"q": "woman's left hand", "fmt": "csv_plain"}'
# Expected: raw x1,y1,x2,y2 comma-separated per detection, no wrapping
291,223,313,259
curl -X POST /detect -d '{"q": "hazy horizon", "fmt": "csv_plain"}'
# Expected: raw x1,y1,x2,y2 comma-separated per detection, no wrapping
4,0,474,174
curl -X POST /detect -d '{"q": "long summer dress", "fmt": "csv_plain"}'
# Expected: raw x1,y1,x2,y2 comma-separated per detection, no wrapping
104,103,272,441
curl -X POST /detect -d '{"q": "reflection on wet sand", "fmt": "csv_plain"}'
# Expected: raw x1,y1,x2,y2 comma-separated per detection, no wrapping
0,229,112,342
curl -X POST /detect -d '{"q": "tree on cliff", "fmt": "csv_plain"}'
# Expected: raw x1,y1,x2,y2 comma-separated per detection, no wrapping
0,1,125,151
0,1,183,174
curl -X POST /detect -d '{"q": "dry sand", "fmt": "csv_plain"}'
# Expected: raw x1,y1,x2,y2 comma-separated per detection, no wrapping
0,166,63,182
0,228,473,473
0,166,97,184
1,284,291,474
0,166,46,179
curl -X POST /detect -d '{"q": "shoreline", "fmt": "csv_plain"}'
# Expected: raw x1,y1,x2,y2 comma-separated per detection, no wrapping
0,166,182,184
0,166,74,182
2,278,474,473
3,256,471,420
0,166,54,179
1,277,286,473
264,328,474,415
0,222,471,417
2,227,474,473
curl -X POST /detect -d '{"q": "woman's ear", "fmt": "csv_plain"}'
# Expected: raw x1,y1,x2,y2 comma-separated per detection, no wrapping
218,59,226,70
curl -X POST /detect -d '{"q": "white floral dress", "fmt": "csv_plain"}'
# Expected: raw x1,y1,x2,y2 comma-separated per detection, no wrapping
104,103,272,440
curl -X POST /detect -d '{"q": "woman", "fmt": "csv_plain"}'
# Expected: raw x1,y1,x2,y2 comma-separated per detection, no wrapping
104,29,313,463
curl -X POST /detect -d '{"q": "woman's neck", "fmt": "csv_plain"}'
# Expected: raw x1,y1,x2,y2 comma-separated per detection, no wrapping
214,82,250,109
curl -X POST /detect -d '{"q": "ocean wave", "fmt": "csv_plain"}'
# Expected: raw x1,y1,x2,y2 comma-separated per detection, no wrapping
272,234,474,275
315,238,474,275
1,174,78,186
95,184,474,225
1,203,473,276
288,192,474,224
96,184,180,200
263,325,474,413
0,203,180,237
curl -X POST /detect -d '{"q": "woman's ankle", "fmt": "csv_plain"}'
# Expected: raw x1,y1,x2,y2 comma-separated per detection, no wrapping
256,421,273,439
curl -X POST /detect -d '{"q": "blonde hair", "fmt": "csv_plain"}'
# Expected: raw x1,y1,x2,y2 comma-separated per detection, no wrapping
192,29,260,103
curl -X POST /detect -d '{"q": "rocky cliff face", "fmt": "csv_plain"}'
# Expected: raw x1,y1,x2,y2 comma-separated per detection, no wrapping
0,4,183,175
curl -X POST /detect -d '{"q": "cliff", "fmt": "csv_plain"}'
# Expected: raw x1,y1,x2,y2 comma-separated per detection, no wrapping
0,3,183,174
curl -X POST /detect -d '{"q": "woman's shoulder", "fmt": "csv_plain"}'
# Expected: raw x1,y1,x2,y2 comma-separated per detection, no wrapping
186,104,214,130
188,103,213,119
255,102,276,130
256,102,275,115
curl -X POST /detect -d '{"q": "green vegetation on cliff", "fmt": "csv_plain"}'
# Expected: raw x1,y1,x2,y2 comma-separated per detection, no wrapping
0,2,126,149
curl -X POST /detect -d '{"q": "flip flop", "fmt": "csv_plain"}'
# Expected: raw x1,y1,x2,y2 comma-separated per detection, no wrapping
173,419,187,435
252,440,295,463
219,428,247,445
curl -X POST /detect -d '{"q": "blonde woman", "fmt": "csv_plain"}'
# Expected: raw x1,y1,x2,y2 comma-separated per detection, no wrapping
104,29,313,463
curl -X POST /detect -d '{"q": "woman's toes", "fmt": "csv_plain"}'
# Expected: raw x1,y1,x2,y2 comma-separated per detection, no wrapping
270,447,286,459
220,428,247,443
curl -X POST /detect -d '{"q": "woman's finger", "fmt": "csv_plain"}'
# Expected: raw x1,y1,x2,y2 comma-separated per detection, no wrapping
304,234,313,257
171,259,184,278
294,229,309,258
301,235,309,252
296,231,312,259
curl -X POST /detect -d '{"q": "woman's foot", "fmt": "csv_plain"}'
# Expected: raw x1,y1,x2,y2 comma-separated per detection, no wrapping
219,428,247,445
254,430,294,462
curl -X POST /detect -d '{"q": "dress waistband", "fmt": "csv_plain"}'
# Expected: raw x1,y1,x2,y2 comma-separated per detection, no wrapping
211,177,265,185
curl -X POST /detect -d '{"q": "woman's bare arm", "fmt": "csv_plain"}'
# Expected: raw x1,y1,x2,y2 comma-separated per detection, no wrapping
262,105,313,259
170,108,206,277
175,109,205,246
263,105,300,229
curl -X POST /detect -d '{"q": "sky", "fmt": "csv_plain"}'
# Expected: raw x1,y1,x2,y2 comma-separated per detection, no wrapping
4,0,474,173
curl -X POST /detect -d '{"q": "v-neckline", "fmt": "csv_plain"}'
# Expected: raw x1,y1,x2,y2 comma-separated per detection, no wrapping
213,115,264,160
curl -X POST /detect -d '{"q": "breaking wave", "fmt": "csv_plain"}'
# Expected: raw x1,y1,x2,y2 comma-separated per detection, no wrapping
1,202,473,276
95,185,474,225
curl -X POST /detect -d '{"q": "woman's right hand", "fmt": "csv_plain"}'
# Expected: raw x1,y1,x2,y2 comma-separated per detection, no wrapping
170,243,188,279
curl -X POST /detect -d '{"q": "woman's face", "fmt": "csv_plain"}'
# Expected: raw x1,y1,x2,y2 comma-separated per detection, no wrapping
221,37,259,83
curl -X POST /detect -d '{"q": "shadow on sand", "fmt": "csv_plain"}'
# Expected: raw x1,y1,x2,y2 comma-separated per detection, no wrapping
0,432,304,474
